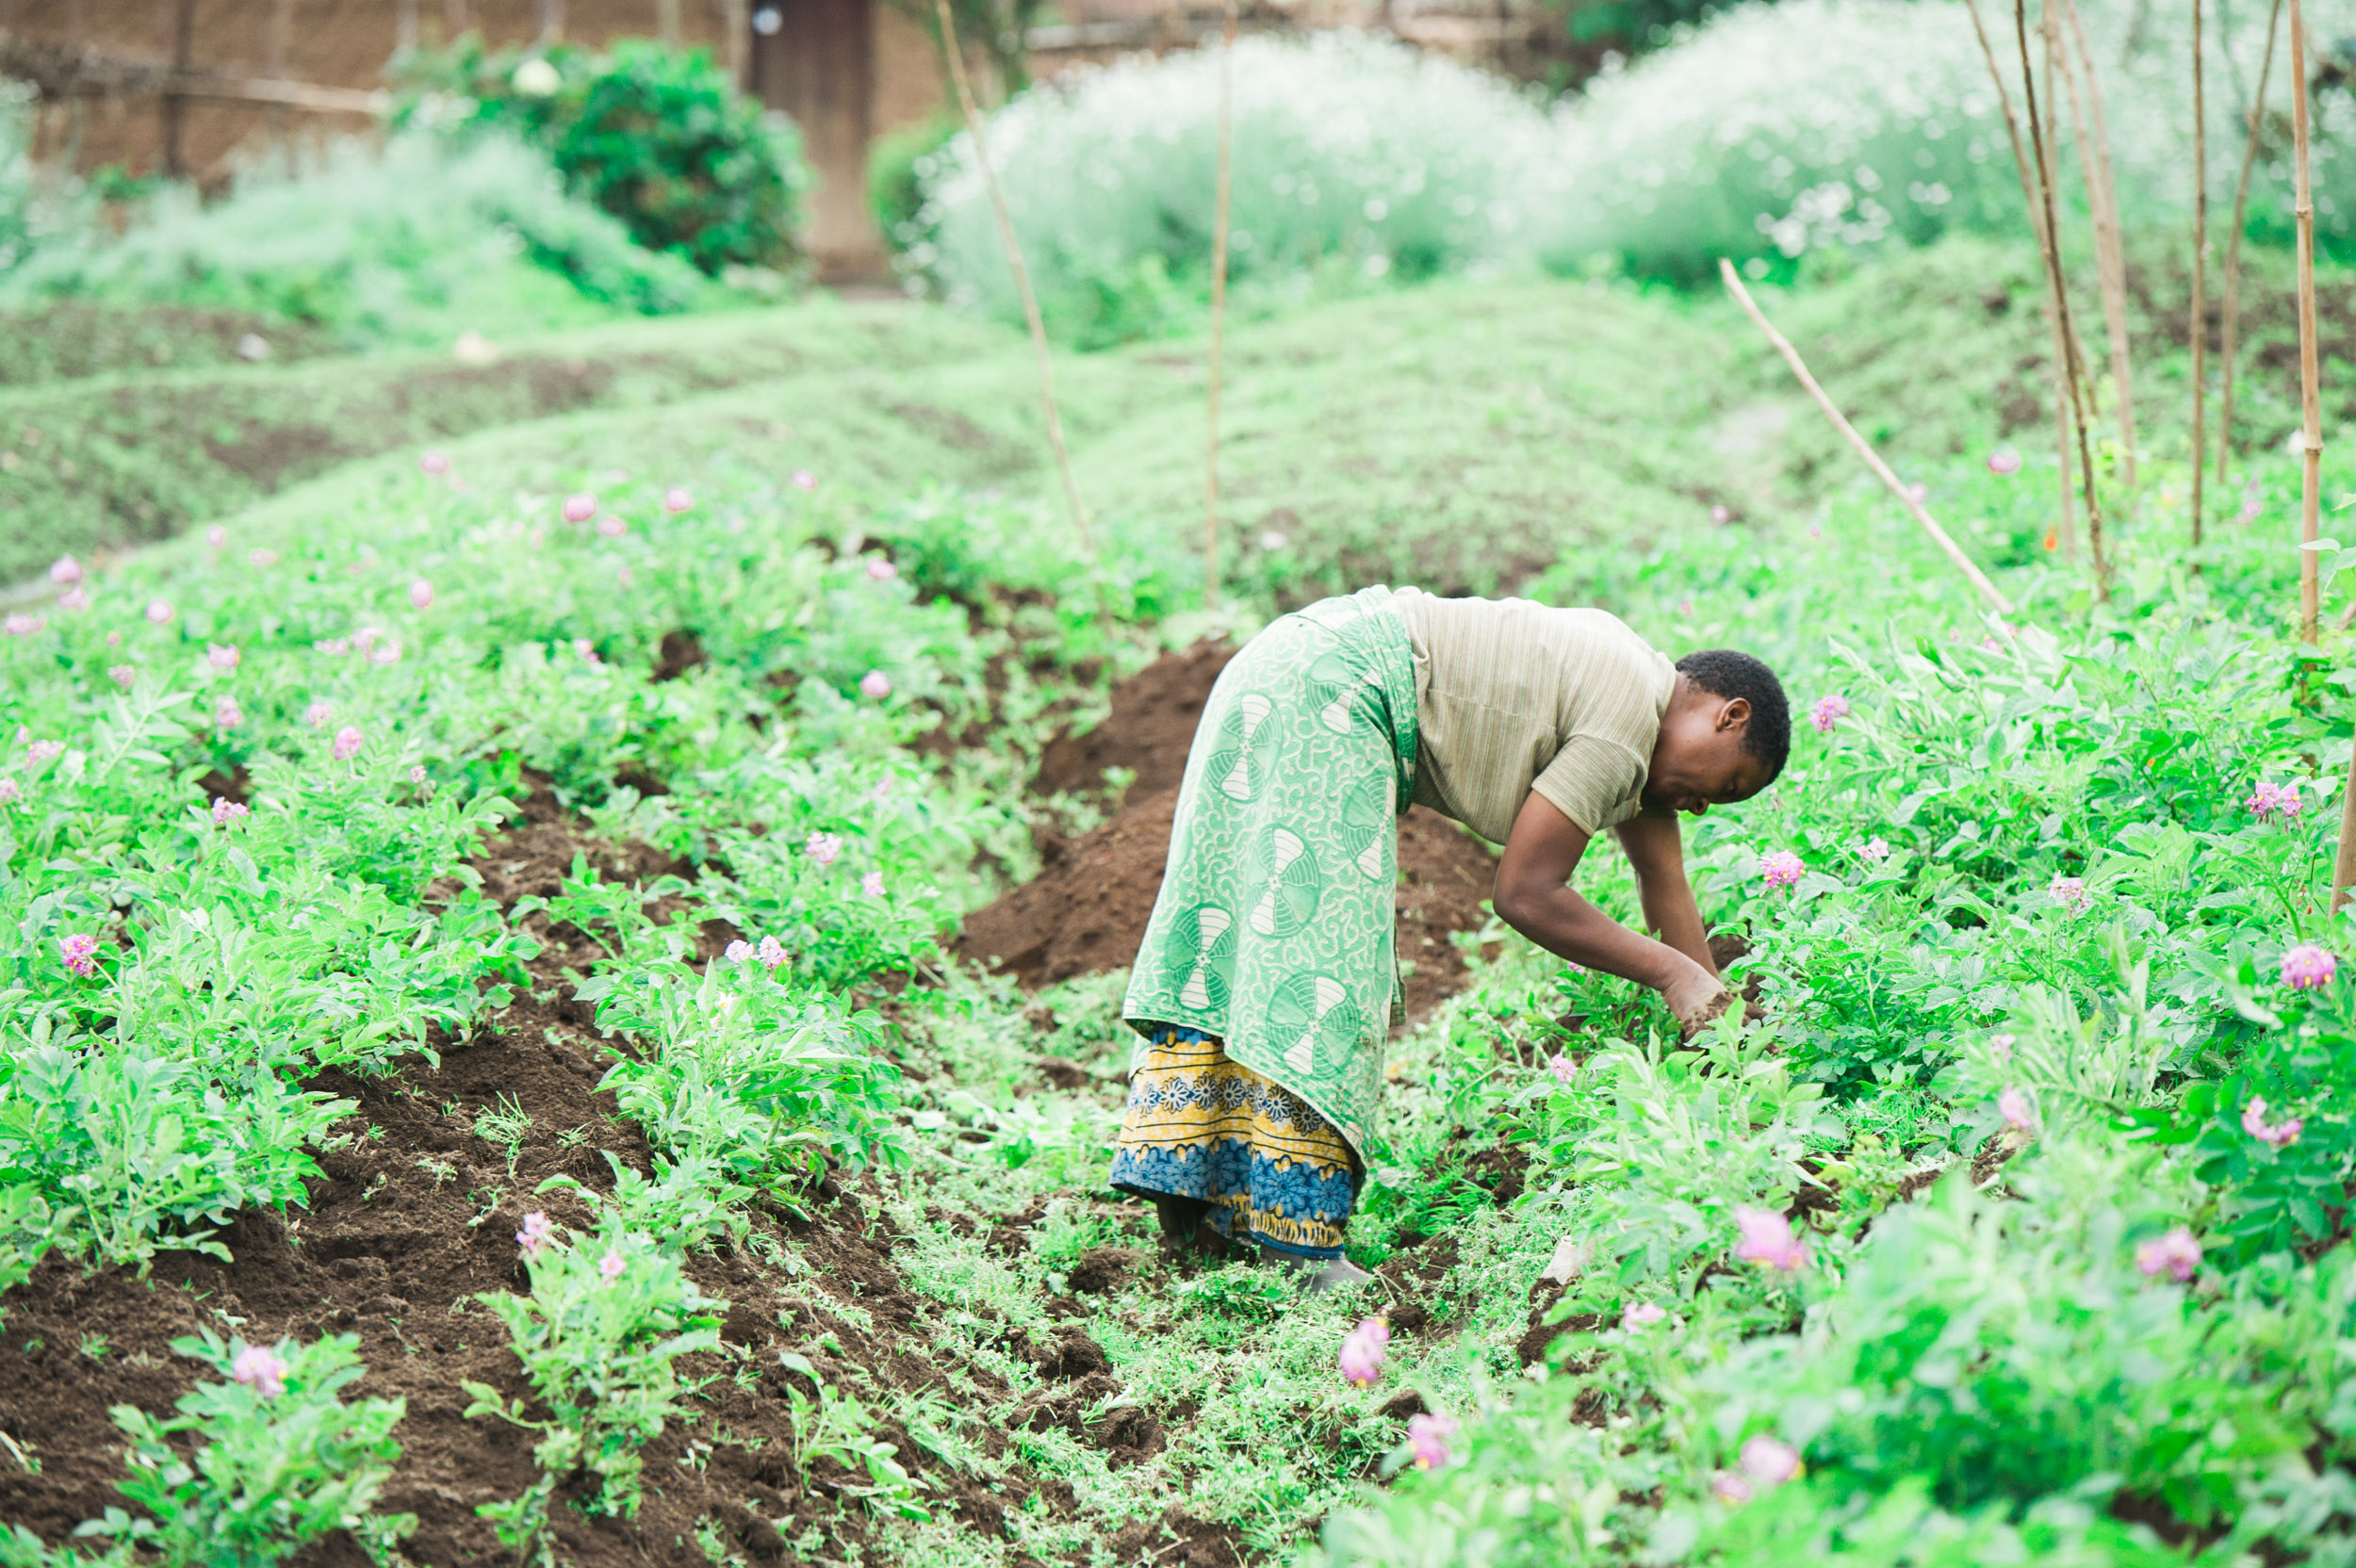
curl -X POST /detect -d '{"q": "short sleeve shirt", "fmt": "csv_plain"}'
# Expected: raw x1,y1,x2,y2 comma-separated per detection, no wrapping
1391,589,1677,844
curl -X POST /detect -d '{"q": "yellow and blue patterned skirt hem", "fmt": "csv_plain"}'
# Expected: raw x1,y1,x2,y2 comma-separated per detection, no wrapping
1109,1022,1360,1260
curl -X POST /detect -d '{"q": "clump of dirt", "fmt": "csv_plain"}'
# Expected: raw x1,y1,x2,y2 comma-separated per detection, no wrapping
958,645,1498,1020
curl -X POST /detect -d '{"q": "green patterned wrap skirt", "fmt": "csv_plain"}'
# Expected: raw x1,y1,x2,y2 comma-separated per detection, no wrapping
1120,585,1420,1168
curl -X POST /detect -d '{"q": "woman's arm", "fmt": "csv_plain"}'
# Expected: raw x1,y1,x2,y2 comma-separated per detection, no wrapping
1492,792,1731,1031
1612,811,1718,978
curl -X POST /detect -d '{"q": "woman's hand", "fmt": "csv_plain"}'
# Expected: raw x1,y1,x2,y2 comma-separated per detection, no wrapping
1661,965,1737,1037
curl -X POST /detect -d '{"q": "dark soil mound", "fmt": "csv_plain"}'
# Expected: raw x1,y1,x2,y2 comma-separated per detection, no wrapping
958,645,1498,1020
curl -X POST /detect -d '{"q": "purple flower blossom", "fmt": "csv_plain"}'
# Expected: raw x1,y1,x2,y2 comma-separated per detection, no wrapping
107,665,136,690
213,697,242,729
1339,1317,1388,1386
1546,1053,1579,1086
1809,694,1850,733
1998,1086,2035,1133
409,580,434,611
562,493,597,524
1710,503,1731,523
1740,1435,1803,1487
59,933,101,977
1989,1032,2015,1065
205,644,239,672
663,486,693,513
1760,850,1805,890
1732,1206,1807,1273
1622,1301,1667,1330
1406,1412,1459,1471
806,832,843,866
1713,1471,1755,1506
1987,448,2022,476
410,765,428,785
249,548,278,568
572,638,599,664
205,527,226,548
304,701,333,728
725,939,753,964
332,726,363,761
859,670,892,700
2136,1225,2201,1282
211,798,249,827
596,515,626,539
2247,780,2304,824
1905,481,1929,504
3,612,42,636
419,450,450,475
2282,944,2336,991
861,871,886,897
2243,1097,2304,1147
26,740,61,763
230,1345,289,1399
2048,874,2090,914
598,1249,625,1282
145,600,172,625
56,587,88,612
516,1212,553,1260
791,469,817,492
755,936,788,970
1857,837,1890,863
866,557,899,580
48,556,81,586
0,778,18,805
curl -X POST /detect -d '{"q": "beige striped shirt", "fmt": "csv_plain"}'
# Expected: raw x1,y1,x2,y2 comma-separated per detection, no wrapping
1391,590,1677,844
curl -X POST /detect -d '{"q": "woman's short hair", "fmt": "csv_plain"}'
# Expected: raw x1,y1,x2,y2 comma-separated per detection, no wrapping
1675,648,1791,776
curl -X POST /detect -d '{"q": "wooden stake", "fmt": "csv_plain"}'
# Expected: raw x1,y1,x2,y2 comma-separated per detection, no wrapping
2218,0,2282,486
2290,0,2324,645
936,0,1094,557
2190,0,2209,547
1203,0,1238,610
161,0,194,179
2063,0,2138,490
1721,260,2015,615
2015,0,2110,597
1968,0,2083,562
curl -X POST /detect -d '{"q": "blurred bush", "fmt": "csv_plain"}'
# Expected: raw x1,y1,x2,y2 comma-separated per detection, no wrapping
394,38,810,277
0,131,709,346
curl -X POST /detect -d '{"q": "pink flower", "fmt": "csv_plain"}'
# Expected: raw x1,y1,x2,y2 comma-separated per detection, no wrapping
2282,944,2336,991
26,740,61,763
205,644,239,672
145,599,172,625
1622,1301,1667,1330
108,665,136,689
410,765,428,785
419,450,450,475
212,798,249,827
408,580,434,611
2243,1097,2304,1146
807,831,843,865
105,631,120,646
859,670,892,700
59,933,100,977
861,871,886,897
248,548,278,568
562,493,597,523
515,1211,552,1260
1857,837,1890,863
755,936,788,970
1740,1435,1803,1487
2049,874,2090,914
663,486,693,513
1810,694,1850,733
1731,1206,1808,1273
1339,1316,1390,1386
56,587,89,612
205,526,226,548
2241,493,2264,523
596,515,626,539
571,638,600,663
1546,1053,1579,1086
1760,850,1804,890
3,612,42,636
614,566,632,588
1998,1086,2035,1133
212,698,242,729
792,470,817,492
332,726,363,761
1710,503,1731,523
2247,781,2304,824
1987,448,2022,476
48,555,81,586
0,778,19,805
866,557,899,581
1905,481,1929,503
1407,1412,1459,1470
229,1345,289,1399
2136,1225,2201,1282
1714,1471,1755,1506
724,939,753,964
598,1249,625,1282
1989,1032,2015,1065
304,701,333,728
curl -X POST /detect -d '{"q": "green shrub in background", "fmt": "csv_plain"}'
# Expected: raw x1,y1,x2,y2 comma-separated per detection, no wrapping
869,111,962,259
0,132,709,346
395,38,810,277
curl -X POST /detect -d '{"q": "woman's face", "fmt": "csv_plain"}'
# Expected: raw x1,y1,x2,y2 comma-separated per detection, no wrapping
1644,694,1775,816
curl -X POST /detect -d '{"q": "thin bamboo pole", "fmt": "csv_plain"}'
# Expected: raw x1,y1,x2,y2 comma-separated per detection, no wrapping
2017,0,2111,597
2191,0,2210,546
2218,0,2283,485
2290,0,2324,645
1967,0,2082,560
936,0,1094,556
1721,260,2015,615
1203,0,1238,609
2064,0,2139,489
